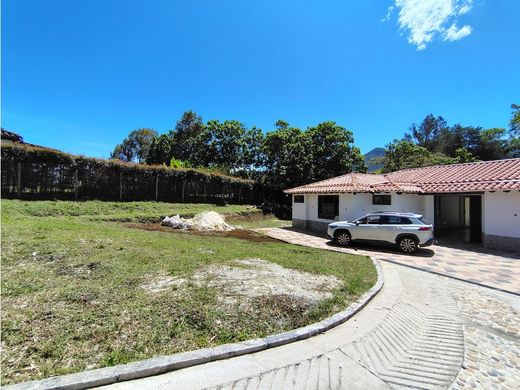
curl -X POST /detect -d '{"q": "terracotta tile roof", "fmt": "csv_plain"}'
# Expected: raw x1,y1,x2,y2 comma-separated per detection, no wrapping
284,173,423,194
284,158,520,194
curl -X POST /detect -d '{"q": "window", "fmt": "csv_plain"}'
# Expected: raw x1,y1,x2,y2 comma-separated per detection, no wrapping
419,217,431,225
318,195,339,220
366,215,381,224
294,195,305,203
372,194,391,205
400,217,413,224
381,216,412,224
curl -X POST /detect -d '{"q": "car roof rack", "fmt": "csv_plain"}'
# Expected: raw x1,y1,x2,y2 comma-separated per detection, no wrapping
370,211,421,217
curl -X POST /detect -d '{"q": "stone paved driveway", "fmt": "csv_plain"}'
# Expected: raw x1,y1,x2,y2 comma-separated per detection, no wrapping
256,227,520,295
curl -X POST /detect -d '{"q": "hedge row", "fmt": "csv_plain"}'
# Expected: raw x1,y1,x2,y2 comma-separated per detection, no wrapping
1,143,262,204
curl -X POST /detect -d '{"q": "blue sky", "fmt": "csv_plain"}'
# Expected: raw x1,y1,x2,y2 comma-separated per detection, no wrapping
2,0,519,157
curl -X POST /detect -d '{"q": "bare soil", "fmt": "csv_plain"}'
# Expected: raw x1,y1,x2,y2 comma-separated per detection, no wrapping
141,258,342,308
126,223,281,243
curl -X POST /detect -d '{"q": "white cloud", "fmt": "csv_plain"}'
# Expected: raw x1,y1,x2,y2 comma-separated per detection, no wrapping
443,24,472,41
381,5,394,22
387,0,474,50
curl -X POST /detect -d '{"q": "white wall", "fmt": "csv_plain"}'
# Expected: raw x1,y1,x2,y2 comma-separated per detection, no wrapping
483,191,520,238
293,192,434,222
292,194,307,220
420,195,435,224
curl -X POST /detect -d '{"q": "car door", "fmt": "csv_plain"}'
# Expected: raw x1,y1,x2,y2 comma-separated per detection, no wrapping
380,215,401,243
353,215,382,241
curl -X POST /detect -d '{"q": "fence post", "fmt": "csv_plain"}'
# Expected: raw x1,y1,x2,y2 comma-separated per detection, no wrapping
119,172,123,201
74,169,79,201
17,162,22,197
181,180,185,202
155,174,159,201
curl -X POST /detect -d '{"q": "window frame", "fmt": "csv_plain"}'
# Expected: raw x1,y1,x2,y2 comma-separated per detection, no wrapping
372,194,392,206
294,195,305,203
318,195,339,220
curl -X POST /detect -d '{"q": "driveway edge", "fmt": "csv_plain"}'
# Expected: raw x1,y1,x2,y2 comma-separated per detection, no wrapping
6,258,383,390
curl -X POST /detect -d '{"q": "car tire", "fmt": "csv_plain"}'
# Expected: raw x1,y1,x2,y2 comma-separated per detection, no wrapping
334,230,351,247
398,236,418,253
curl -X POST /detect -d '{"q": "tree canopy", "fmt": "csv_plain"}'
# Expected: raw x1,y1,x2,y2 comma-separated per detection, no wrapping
111,106,518,189
110,128,157,163
382,108,518,172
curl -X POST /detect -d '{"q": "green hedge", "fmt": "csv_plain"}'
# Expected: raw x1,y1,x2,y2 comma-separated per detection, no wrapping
1,143,259,203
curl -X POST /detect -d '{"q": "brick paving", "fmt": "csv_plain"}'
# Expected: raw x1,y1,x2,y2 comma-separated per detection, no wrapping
256,227,520,295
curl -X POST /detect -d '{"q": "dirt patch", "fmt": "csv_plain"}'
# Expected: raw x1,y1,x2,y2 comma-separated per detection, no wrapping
140,272,188,293
126,223,280,243
192,259,341,306
140,259,341,310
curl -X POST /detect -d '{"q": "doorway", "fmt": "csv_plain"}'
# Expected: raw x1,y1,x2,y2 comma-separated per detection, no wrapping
434,194,482,244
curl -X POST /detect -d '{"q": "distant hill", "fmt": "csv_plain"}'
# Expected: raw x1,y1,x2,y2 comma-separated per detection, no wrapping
364,147,385,172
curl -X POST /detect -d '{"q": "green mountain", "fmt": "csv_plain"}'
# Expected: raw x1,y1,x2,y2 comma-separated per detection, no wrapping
364,147,385,172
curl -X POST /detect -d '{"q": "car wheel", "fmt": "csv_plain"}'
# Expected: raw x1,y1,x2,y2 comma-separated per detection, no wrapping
334,231,351,246
398,236,418,253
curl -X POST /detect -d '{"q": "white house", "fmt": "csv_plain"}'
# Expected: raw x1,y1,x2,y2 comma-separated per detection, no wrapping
284,158,520,252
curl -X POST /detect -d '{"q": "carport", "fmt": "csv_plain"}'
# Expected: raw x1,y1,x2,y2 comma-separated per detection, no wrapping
434,194,482,244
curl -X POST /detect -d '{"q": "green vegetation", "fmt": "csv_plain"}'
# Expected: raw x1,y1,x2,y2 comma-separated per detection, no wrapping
2,200,257,222
1,200,375,385
380,107,520,172
114,111,366,189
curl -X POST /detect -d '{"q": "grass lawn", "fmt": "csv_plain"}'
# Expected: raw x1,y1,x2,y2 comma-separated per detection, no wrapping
1,200,376,385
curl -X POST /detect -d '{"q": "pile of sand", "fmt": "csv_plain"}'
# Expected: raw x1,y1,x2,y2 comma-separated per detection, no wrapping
161,211,234,231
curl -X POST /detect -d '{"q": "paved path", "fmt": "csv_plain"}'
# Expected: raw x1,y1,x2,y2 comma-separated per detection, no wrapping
259,227,520,295
100,229,520,389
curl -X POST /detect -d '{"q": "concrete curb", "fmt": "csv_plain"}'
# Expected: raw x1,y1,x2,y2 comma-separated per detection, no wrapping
5,257,383,390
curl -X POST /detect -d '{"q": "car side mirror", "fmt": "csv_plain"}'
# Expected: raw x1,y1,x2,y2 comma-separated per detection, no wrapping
355,221,360,225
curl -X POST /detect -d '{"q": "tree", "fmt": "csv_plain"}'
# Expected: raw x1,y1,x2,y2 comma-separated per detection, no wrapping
508,104,520,157
110,128,157,163
206,120,248,170
262,121,313,189
476,128,507,161
306,121,366,180
405,115,447,152
510,104,520,138
169,111,209,165
454,147,478,163
262,120,366,189
382,140,456,173
145,134,172,165
242,126,264,169
169,157,191,169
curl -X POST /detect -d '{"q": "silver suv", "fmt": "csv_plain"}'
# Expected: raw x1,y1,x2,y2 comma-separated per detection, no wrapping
327,212,434,253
